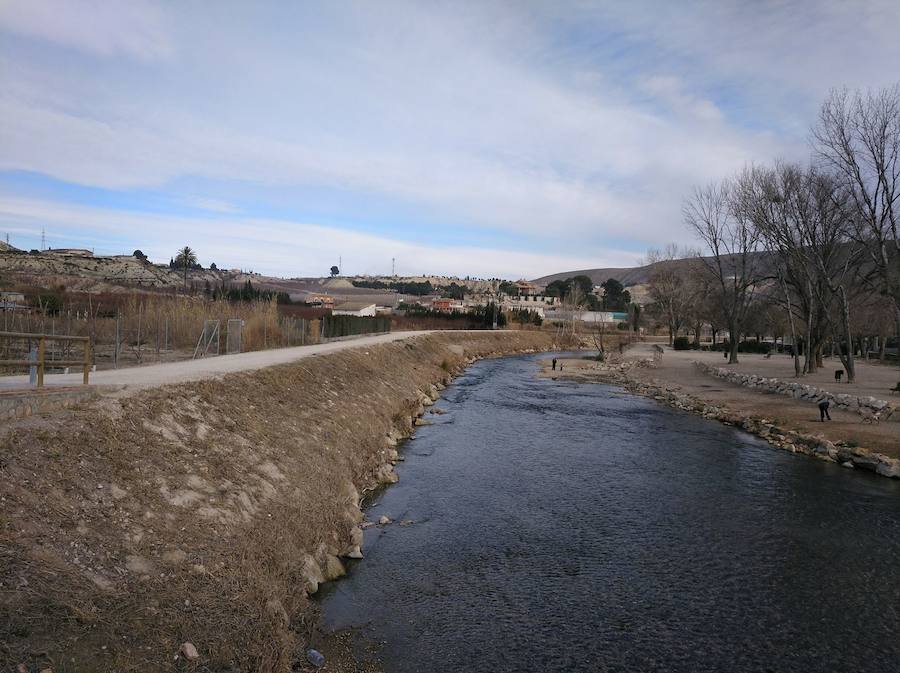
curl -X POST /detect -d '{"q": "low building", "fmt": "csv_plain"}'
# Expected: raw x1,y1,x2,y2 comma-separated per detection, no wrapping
513,279,539,296
431,298,466,313
0,291,26,304
333,301,377,317
304,294,335,308
545,309,626,324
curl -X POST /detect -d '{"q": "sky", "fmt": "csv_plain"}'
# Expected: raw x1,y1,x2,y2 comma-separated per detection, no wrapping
2,1,900,279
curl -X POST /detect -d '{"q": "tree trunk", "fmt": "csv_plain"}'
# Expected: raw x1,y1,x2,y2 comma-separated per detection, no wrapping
728,321,739,364
781,277,801,377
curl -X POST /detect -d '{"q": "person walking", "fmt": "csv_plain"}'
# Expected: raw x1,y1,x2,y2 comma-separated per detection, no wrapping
552,358,557,370
818,398,832,422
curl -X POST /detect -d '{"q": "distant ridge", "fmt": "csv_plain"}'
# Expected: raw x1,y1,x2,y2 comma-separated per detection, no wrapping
531,264,654,288
531,251,779,288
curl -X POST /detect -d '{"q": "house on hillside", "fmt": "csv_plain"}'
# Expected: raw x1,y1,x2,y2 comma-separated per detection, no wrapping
333,301,377,317
513,279,539,296
431,298,466,313
304,294,334,308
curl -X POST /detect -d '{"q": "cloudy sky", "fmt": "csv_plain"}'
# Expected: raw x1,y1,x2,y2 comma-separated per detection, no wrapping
1,1,899,278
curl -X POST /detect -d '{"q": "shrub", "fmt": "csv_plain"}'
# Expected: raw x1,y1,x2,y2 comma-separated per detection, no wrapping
673,336,691,350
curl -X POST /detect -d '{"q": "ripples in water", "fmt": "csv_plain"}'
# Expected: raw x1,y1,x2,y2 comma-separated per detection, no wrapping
322,353,900,673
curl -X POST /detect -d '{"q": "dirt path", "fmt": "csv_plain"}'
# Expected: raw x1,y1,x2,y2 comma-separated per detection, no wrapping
549,344,899,457
0,331,432,392
628,344,899,456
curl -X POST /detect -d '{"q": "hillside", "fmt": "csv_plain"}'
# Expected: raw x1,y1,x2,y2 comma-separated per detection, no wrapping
532,251,778,289
0,248,491,304
532,265,653,287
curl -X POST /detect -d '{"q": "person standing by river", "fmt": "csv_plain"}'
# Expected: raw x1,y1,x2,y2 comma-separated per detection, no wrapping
552,358,557,370
818,397,832,421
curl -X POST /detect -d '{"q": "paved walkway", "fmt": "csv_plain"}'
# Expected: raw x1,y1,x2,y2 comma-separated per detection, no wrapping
0,331,431,392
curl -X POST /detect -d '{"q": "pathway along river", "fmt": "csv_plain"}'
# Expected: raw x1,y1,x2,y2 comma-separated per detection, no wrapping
321,353,900,672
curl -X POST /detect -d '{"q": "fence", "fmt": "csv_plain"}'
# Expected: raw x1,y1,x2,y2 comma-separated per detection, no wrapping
0,331,92,386
0,295,393,372
322,315,391,338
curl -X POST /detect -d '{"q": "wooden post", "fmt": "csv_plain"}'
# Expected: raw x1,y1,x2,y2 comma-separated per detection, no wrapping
37,336,45,387
83,338,91,385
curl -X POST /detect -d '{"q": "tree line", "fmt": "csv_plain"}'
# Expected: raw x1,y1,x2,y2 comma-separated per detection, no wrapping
647,84,900,383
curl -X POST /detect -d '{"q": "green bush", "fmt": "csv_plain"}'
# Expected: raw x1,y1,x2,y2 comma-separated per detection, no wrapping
673,336,691,350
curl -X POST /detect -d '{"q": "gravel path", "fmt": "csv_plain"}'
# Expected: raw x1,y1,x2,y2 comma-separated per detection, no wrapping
623,342,900,455
0,331,432,391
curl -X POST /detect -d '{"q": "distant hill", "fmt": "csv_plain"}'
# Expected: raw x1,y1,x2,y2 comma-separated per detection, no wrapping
532,251,778,289
532,265,654,288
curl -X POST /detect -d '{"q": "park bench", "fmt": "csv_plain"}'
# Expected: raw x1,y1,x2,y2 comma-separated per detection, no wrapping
890,382,900,395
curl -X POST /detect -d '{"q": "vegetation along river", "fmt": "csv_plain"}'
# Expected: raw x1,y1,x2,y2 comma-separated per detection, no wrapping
321,353,900,673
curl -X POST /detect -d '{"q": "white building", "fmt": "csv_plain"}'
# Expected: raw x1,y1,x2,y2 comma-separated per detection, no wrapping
333,301,378,317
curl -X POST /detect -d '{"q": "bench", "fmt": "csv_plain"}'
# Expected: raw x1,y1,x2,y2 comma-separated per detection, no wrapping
891,382,900,395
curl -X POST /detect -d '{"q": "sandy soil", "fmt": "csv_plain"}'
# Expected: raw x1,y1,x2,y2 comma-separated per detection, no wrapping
546,344,899,457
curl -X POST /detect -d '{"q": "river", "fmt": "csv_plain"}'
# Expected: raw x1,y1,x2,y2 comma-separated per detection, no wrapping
321,353,900,672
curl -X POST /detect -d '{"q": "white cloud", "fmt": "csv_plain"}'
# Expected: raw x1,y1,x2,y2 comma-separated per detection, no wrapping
0,196,643,279
0,0,173,61
0,1,897,271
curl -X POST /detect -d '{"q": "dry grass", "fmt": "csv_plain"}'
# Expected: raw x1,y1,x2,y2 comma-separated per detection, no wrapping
2,295,308,371
0,331,554,673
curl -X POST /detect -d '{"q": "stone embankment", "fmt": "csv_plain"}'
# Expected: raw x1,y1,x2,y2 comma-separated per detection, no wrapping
575,358,900,480
695,361,897,422
1,330,555,673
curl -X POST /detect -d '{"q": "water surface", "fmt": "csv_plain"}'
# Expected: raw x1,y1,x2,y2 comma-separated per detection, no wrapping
322,354,900,673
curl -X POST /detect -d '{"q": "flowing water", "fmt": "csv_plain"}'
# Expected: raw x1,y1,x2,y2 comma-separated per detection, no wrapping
321,353,900,672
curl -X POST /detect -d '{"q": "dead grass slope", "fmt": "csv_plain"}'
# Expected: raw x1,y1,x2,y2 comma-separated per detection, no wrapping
0,331,554,673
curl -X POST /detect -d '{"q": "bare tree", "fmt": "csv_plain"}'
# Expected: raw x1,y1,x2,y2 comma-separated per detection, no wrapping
747,163,863,380
814,85,900,340
685,175,765,364
645,244,695,346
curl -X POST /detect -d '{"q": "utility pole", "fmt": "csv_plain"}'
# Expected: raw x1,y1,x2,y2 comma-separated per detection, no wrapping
492,280,498,330
392,257,395,277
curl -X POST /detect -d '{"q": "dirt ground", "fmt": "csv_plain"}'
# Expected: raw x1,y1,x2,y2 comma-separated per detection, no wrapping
0,330,555,673
547,344,900,457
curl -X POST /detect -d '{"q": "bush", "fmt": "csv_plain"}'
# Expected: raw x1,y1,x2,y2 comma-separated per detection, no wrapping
673,336,691,350
737,340,771,354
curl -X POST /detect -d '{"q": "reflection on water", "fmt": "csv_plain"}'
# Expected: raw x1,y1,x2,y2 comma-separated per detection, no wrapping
321,353,900,673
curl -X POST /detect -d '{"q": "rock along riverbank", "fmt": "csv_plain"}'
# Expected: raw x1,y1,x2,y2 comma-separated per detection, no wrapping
0,330,556,673
543,355,900,480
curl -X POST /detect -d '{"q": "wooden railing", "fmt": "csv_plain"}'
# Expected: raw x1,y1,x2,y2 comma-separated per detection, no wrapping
0,331,93,386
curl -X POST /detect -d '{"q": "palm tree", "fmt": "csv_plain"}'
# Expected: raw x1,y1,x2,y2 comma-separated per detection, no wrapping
175,246,197,287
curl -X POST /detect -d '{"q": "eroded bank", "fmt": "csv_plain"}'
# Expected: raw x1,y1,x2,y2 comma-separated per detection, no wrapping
1,330,555,673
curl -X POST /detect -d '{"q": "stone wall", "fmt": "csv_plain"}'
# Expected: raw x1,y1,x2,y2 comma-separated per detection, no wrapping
0,386,98,422
695,362,897,422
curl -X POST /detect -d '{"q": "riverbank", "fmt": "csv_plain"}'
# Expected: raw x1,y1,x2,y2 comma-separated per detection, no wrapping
1,330,555,673
541,349,900,478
